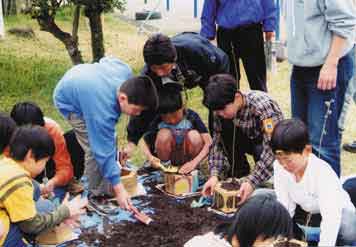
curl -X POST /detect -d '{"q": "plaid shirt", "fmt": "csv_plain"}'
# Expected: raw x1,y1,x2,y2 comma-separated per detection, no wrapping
209,91,284,187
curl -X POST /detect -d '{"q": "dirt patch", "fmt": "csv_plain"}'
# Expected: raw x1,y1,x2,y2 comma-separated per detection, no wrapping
71,178,227,247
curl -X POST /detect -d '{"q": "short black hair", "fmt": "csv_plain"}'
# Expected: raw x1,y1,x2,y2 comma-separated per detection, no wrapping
143,33,177,66
0,112,17,154
271,119,309,154
119,76,159,111
157,85,183,115
227,193,294,247
11,101,45,126
9,126,55,162
203,74,237,111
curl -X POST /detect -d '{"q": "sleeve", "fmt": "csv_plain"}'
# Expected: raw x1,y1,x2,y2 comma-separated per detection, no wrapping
49,125,74,186
324,0,356,40
200,0,218,40
261,0,277,32
3,181,36,223
246,105,283,187
83,115,120,186
188,110,208,133
317,167,345,246
18,205,70,235
208,116,229,178
274,161,296,217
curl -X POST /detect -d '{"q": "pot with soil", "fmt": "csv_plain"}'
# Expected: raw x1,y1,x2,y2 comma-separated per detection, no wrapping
212,178,241,214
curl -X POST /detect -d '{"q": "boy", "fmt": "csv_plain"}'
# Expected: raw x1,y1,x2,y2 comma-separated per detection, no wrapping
140,86,212,175
124,32,230,161
11,101,74,199
272,119,356,246
0,126,87,246
0,112,16,155
202,74,283,204
53,57,158,210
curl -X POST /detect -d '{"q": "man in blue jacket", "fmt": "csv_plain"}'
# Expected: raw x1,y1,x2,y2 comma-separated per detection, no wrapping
200,0,277,92
53,57,158,210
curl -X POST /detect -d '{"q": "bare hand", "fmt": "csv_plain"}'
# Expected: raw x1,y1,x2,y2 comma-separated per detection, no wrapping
41,179,55,195
317,62,337,90
202,176,218,197
119,142,135,165
148,155,161,169
63,215,81,228
264,31,274,42
237,181,254,205
114,183,133,211
62,193,88,217
178,161,197,175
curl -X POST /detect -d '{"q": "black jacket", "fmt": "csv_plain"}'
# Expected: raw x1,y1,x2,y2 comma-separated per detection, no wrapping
127,32,230,144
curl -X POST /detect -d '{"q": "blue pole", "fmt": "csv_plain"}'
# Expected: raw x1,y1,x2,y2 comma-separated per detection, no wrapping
166,0,170,11
275,0,280,41
194,0,198,18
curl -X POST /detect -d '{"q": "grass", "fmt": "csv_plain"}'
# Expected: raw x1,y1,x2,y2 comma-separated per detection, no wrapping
1,12,356,175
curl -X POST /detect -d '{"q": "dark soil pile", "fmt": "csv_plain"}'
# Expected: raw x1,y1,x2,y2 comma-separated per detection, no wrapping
74,176,227,246
220,180,240,191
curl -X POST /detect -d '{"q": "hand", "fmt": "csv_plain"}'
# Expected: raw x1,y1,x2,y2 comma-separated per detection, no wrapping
62,193,88,217
237,181,254,205
41,179,55,195
264,31,274,42
119,142,135,165
63,215,81,228
114,183,133,211
178,160,197,175
148,155,161,169
317,62,338,90
202,176,218,197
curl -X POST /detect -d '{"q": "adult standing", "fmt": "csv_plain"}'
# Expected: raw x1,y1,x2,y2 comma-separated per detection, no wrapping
285,0,356,176
200,0,277,92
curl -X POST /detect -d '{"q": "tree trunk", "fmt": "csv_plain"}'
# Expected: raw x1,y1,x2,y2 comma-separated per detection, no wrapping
86,9,105,62
3,0,16,15
72,5,80,44
37,16,83,64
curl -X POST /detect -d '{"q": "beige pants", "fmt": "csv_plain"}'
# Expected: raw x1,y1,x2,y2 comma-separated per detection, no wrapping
67,113,113,196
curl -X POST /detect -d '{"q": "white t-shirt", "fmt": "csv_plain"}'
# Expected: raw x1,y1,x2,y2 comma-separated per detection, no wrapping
274,153,355,246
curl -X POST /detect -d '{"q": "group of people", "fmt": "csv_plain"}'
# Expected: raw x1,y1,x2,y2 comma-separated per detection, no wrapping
1,0,356,246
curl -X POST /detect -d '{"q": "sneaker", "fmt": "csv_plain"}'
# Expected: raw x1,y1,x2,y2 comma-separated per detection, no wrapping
343,141,356,153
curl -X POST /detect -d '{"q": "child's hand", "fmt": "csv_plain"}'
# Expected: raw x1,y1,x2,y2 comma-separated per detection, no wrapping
148,155,161,169
178,161,197,174
202,176,218,196
41,179,55,195
62,193,88,217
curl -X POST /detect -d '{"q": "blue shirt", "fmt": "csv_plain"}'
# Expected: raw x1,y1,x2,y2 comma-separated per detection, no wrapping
200,0,277,40
53,57,133,186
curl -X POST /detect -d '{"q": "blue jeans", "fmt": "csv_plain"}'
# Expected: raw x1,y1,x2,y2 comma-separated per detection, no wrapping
291,49,354,176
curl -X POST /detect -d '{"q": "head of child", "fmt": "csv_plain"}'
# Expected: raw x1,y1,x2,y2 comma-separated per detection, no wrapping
117,76,159,116
158,86,184,125
203,74,244,119
215,194,294,247
9,126,55,178
10,101,45,126
271,119,312,176
143,33,177,77
0,112,17,155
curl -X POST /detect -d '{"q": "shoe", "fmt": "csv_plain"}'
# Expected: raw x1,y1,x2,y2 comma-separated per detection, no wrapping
343,141,356,153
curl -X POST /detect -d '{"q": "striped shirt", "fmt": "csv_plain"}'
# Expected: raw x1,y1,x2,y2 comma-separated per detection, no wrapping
209,91,284,187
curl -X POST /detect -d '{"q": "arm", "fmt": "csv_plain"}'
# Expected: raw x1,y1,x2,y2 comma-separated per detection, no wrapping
138,139,160,169
200,0,218,40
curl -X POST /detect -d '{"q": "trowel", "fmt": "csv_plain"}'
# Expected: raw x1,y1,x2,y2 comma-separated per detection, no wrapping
130,206,153,225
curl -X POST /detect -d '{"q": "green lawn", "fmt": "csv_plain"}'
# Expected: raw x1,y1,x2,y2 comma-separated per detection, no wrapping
1,13,355,175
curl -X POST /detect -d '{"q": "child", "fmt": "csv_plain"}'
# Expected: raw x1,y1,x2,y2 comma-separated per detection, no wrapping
11,101,75,200
0,112,16,155
140,86,212,175
271,119,356,246
0,126,87,246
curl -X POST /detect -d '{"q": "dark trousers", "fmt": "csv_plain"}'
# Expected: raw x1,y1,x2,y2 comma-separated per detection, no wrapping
217,23,267,91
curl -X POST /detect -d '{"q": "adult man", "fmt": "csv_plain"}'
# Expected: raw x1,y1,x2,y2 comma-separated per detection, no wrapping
202,74,283,204
122,32,230,159
285,0,356,176
200,0,277,92
53,57,158,209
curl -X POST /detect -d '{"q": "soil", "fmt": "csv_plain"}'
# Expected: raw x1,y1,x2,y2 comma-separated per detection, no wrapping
70,170,227,247
220,180,241,191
